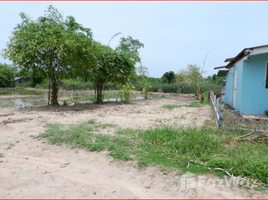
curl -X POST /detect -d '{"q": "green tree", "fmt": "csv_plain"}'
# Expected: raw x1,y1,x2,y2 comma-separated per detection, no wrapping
90,42,135,103
3,6,95,105
176,69,187,84
116,36,144,64
116,36,144,101
0,63,15,87
119,83,136,103
161,71,176,84
212,74,217,82
176,69,189,93
136,65,151,99
186,64,203,102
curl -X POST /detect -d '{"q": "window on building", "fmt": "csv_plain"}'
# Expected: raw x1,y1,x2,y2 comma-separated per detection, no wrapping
266,64,268,89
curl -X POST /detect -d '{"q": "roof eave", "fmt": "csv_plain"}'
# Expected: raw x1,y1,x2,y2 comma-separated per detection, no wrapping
214,66,227,70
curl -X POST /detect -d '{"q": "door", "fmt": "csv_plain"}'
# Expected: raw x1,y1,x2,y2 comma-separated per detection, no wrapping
233,70,237,108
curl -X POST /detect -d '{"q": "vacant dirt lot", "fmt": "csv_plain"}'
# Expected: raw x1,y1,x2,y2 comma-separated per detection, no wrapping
0,92,267,198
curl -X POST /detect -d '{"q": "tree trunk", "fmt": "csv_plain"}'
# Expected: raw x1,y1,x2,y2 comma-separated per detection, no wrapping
95,81,104,103
195,86,200,100
48,78,51,105
51,76,59,106
145,93,148,99
125,93,130,102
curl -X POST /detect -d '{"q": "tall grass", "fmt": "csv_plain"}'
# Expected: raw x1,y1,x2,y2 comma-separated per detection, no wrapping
39,123,268,184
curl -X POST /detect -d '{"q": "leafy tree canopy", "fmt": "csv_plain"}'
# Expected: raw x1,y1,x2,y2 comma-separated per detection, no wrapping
90,42,136,103
0,63,15,87
186,64,203,87
161,71,176,84
116,36,144,64
3,5,95,105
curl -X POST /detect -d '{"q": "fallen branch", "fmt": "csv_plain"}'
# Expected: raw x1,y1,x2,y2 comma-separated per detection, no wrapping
189,160,230,176
232,131,268,143
236,131,255,139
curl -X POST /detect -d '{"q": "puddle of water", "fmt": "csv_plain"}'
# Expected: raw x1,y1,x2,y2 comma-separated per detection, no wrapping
0,97,48,108
0,88,144,108
13,99,47,107
0,88,48,108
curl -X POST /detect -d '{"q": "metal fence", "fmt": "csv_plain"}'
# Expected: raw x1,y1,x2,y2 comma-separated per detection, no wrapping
210,81,226,128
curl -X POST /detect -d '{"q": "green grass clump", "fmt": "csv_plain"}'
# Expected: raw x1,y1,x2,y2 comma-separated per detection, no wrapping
0,89,9,94
162,105,182,110
163,102,206,110
39,122,133,161
0,153,4,158
39,123,268,184
62,100,68,106
103,93,121,99
185,101,202,108
72,93,82,100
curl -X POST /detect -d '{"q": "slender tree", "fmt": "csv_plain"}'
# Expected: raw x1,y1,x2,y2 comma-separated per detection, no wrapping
136,65,151,99
186,64,203,102
90,42,135,103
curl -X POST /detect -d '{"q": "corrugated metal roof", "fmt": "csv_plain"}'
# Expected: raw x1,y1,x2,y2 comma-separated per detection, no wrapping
214,44,268,70
226,44,268,69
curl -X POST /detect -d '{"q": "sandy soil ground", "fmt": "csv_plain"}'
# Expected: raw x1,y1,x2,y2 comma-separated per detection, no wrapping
0,92,267,199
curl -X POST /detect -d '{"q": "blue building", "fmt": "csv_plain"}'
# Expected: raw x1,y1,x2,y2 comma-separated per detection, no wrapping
215,45,268,116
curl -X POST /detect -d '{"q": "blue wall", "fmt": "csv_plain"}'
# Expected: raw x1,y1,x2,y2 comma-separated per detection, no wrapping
224,53,268,115
241,53,268,114
225,60,243,111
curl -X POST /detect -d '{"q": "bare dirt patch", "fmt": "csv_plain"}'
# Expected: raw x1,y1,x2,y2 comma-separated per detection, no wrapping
0,92,266,198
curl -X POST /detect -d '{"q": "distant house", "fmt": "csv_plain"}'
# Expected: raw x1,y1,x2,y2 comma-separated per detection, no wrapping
14,77,28,85
215,44,268,116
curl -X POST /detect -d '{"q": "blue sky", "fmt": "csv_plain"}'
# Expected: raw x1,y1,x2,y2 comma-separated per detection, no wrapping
1,1,268,78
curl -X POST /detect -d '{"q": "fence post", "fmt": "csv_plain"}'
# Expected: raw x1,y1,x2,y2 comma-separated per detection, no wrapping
218,80,226,127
